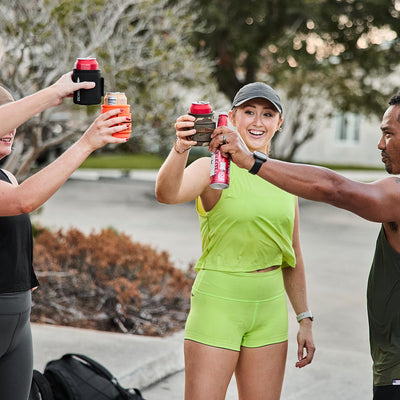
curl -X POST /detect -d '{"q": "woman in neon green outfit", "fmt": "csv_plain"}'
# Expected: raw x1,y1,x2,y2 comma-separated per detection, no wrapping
156,82,315,400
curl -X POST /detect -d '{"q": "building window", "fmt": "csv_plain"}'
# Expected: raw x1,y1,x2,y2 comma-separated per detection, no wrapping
335,112,361,144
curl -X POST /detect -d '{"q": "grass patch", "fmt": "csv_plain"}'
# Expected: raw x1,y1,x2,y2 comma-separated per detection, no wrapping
80,153,165,169
319,163,383,171
81,152,381,172
80,148,211,170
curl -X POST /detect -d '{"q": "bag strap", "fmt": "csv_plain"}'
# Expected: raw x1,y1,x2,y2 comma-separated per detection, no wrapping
63,354,144,399
63,353,114,380
129,387,145,399
30,369,54,400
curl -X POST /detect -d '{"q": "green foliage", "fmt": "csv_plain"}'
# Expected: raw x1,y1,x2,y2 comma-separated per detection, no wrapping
0,0,218,176
194,0,400,108
190,0,400,159
80,147,209,169
80,153,165,169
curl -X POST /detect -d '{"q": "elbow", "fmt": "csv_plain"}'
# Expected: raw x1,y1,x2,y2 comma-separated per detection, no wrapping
5,186,38,215
155,186,174,204
18,198,37,215
155,192,169,204
20,204,36,215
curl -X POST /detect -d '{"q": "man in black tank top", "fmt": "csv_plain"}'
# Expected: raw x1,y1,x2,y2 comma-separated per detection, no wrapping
212,93,400,398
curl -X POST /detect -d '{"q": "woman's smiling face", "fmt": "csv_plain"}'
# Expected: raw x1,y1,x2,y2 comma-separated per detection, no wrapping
229,98,283,153
0,87,15,160
0,129,15,159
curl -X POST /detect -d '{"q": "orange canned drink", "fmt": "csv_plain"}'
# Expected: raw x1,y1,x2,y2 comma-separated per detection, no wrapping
101,92,131,139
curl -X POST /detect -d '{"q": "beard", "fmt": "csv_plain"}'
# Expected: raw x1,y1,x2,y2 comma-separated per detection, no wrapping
382,151,393,174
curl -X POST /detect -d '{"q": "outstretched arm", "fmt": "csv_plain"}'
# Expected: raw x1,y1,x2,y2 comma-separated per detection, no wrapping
0,109,129,216
210,127,399,223
155,114,212,205
0,72,95,137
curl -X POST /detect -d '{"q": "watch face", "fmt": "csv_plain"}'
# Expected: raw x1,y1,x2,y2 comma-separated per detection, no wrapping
254,151,267,162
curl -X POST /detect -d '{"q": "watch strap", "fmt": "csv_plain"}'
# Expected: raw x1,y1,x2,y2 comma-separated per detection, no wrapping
296,310,314,322
248,152,267,175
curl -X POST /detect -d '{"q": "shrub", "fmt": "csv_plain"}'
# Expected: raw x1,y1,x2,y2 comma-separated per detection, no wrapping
31,226,194,336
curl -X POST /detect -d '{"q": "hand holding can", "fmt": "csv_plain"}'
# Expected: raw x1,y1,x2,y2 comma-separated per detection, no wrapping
210,112,230,189
72,58,104,105
188,101,216,146
101,92,132,139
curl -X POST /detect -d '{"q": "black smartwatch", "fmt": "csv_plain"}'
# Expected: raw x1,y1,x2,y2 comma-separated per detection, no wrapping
248,151,268,175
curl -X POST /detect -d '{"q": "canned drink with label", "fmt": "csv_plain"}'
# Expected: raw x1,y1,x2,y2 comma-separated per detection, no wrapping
106,96,117,105
216,112,228,128
104,92,127,105
210,112,230,189
188,101,216,146
101,91,131,139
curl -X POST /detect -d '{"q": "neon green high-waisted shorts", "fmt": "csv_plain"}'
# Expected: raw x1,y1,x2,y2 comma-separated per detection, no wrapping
184,268,288,351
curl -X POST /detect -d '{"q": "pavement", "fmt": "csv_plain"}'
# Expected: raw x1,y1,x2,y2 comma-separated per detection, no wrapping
31,168,388,399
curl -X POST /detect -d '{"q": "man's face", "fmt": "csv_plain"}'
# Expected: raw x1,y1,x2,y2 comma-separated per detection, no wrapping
378,105,400,174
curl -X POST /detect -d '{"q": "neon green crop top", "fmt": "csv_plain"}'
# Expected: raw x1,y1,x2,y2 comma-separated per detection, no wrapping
195,163,296,272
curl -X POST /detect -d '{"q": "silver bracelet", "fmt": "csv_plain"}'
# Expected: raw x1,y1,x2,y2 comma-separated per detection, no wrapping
173,138,191,154
296,310,314,323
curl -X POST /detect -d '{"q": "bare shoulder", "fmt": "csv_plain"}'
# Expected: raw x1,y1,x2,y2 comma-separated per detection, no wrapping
375,175,400,184
370,176,400,194
337,175,400,222
372,176,400,226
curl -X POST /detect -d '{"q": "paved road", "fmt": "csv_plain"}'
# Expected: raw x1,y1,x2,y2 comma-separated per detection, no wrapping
34,176,201,271
34,174,381,399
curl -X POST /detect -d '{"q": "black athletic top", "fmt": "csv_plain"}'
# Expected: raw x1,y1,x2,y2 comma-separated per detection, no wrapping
0,169,39,293
368,226,400,386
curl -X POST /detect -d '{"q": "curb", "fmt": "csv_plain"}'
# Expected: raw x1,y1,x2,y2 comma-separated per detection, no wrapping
70,169,158,182
70,168,387,184
32,324,185,390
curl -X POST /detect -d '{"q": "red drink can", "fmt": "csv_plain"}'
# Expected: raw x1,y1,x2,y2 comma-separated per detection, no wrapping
189,101,212,115
72,57,104,105
74,58,99,70
210,112,230,189
188,101,216,146
217,112,228,127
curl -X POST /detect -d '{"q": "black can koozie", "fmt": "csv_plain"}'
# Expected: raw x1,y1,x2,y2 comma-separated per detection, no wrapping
72,58,104,105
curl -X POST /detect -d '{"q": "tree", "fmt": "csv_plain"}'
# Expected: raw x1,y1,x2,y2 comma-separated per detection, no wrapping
190,0,400,160
0,0,217,178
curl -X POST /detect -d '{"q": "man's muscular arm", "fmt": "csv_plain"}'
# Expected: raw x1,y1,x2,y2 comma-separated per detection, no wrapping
210,126,399,223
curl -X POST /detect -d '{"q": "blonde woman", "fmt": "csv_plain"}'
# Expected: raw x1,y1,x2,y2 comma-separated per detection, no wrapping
156,82,315,400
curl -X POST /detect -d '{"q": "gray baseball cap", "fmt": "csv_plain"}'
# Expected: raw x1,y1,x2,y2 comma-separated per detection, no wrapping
231,82,282,114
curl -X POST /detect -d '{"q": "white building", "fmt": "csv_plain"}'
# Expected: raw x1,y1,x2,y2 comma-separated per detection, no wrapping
276,111,383,168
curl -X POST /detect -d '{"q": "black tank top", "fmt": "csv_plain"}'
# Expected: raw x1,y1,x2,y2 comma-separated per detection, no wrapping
367,226,400,385
0,169,39,293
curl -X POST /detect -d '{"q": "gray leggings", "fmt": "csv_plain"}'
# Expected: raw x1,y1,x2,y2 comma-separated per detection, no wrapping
0,291,32,400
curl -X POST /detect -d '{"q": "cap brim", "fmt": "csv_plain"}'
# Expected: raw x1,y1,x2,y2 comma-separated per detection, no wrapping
233,96,282,113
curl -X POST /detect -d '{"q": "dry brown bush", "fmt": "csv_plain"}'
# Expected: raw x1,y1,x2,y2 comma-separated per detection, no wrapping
31,226,194,336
